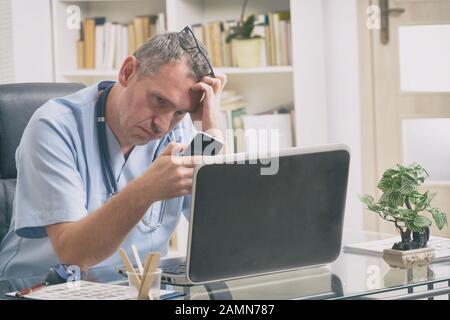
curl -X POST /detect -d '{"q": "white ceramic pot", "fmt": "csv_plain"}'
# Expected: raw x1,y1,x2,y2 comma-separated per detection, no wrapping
382,247,435,269
231,38,264,68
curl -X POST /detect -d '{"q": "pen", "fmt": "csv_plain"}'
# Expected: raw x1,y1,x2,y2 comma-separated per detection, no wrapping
15,282,49,298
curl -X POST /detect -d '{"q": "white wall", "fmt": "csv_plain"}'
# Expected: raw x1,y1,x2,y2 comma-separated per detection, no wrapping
323,0,363,230
0,0,15,84
291,0,328,146
11,0,53,82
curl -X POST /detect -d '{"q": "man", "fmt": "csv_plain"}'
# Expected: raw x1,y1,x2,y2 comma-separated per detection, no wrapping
0,30,226,278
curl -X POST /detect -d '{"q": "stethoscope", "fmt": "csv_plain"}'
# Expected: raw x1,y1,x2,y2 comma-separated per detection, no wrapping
95,81,175,231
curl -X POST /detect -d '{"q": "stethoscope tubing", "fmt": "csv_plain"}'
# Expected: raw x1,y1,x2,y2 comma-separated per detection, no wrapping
95,81,171,231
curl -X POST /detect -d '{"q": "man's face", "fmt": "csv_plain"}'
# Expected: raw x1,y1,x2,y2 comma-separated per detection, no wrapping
117,60,202,146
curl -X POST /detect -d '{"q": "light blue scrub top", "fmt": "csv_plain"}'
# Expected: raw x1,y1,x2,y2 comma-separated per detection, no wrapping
0,82,196,278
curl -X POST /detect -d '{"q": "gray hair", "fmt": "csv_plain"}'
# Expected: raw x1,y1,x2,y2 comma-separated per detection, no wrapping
134,32,211,81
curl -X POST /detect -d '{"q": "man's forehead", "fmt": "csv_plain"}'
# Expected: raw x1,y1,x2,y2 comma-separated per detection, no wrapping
141,68,201,111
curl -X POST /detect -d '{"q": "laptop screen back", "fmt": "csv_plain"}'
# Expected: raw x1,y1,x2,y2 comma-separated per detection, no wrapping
187,147,350,284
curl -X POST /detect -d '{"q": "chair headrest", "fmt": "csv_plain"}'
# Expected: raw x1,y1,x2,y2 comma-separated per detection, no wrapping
0,82,86,179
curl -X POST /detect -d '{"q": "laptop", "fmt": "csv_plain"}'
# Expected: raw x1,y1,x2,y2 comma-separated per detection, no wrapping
159,144,350,285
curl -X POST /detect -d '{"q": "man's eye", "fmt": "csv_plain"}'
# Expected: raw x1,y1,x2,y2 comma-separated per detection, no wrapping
155,95,166,106
175,110,186,116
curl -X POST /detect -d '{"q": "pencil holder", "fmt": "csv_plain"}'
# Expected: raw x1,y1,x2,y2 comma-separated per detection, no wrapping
127,268,162,300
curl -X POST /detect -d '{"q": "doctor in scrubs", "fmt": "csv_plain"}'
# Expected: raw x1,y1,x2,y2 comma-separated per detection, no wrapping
0,29,226,278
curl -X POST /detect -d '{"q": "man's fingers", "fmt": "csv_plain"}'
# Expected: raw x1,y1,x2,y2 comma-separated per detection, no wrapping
171,155,206,167
161,142,180,156
201,76,222,93
192,82,214,99
215,73,227,90
177,166,194,178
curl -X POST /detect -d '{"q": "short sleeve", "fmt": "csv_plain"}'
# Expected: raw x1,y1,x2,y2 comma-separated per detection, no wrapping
14,115,87,239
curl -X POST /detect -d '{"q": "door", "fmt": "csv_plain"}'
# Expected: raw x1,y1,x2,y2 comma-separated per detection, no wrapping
360,0,450,237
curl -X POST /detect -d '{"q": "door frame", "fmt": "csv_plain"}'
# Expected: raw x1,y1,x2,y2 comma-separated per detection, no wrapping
357,0,381,232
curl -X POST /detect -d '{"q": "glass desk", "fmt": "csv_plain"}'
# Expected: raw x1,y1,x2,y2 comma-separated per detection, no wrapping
2,230,450,300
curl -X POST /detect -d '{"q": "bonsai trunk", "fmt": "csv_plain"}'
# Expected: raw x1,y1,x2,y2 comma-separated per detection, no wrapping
400,228,411,243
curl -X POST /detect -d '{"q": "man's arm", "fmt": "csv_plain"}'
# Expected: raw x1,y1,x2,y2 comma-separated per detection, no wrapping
46,176,152,271
190,73,227,153
46,144,195,271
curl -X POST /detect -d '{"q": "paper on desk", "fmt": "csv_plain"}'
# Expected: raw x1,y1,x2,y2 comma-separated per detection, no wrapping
6,280,183,300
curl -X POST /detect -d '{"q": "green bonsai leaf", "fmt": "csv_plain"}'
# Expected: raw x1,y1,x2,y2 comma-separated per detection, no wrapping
396,208,413,219
429,208,448,230
377,176,392,192
399,176,416,195
383,168,398,177
379,191,390,204
405,221,422,233
388,191,404,207
391,176,402,190
359,194,374,205
413,215,432,228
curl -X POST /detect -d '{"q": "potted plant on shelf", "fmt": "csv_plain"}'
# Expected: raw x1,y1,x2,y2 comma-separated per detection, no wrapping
226,1,264,68
360,164,448,268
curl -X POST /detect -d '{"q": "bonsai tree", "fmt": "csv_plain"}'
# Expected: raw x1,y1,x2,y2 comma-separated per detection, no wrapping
360,164,447,251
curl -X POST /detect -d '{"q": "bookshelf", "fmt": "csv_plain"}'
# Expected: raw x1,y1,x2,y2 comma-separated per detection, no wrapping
50,0,328,256
62,66,293,77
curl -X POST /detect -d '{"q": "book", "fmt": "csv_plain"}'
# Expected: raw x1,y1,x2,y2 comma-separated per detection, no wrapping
278,12,291,66
102,22,116,70
95,24,104,69
148,15,158,39
191,23,204,43
208,22,223,67
133,17,144,48
287,21,292,65
156,12,166,34
83,18,96,69
121,25,128,64
231,108,246,153
76,40,85,69
83,17,106,69
127,24,136,55
114,24,123,69
218,111,235,154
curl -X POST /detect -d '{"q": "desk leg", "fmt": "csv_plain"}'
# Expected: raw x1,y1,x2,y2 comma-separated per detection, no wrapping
427,283,434,300
407,269,413,295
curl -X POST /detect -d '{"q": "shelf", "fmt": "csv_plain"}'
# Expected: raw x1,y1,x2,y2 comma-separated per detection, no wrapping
58,0,142,2
217,66,293,75
62,66,293,77
62,69,119,77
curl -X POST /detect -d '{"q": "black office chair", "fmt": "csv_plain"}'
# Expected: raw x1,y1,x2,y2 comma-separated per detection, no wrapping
0,82,86,241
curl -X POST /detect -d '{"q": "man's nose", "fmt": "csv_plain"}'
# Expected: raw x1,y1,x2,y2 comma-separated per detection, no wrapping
153,113,172,134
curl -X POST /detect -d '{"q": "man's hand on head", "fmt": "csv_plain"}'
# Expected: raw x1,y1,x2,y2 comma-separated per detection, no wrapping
189,73,227,137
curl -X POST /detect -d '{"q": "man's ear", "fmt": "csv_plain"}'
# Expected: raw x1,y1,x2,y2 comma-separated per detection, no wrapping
118,56,138,87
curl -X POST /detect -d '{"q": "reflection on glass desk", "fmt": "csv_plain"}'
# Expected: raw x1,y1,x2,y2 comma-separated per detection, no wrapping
1,230,450,300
